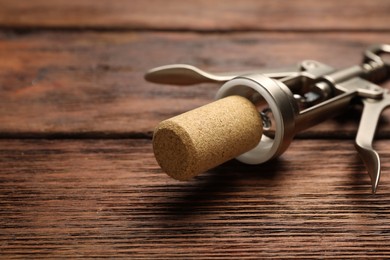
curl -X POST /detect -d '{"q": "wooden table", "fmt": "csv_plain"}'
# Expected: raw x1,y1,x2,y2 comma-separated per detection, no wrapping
1,1,390,258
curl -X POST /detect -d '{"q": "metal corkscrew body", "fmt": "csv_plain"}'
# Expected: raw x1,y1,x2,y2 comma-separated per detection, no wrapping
145,44,390,193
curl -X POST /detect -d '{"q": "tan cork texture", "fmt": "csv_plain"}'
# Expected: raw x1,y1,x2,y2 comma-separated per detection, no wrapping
153,95,263,181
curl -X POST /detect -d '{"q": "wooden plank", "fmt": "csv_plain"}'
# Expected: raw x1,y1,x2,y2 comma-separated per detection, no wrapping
1,31,390,137
0,139,390,258
0,0,389,31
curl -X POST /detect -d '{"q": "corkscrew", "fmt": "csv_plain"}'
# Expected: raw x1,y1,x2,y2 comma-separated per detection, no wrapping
145,44,390,193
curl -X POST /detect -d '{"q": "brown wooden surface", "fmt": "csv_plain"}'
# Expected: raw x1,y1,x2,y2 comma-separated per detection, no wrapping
1,31,390,137
1,139,390,258
0,0,389,31
1,1,390,259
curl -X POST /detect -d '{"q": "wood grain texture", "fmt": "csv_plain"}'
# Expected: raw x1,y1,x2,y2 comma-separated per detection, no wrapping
2,0,390,258
1,31,390,137
1,139,390,258
0,0,389,31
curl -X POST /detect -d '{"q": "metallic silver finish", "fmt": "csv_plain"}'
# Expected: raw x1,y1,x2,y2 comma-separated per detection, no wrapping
145,44,390,193
355,91,390,193
144,64,300,85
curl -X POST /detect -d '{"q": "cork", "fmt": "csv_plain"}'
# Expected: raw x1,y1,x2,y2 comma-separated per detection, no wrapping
153,95,263,180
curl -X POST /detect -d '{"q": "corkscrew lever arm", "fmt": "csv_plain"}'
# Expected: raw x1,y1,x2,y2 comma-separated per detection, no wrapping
144,63,300,85
355,93,390,193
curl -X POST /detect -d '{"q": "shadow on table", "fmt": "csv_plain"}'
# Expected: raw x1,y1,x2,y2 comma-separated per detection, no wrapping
155,158,289,219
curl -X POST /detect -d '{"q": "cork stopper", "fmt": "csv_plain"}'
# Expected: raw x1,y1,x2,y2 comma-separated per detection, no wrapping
153,95,263,180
